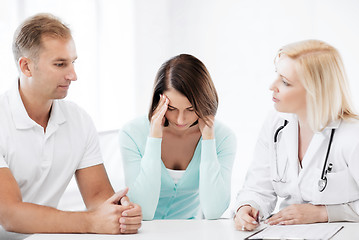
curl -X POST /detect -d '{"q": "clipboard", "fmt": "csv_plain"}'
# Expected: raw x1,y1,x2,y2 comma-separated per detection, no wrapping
244,224,344,240
244,227,267,240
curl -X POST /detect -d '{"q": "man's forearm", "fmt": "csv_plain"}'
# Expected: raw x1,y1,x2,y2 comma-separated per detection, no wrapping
2,202,92,234
84,188,115,211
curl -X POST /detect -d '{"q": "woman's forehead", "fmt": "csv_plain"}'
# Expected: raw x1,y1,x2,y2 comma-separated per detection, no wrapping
164,88,192,108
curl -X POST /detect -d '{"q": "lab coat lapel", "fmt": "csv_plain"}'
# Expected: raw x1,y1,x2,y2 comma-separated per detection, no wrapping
279,115,304,202
298,120,341,181
281,115,299,180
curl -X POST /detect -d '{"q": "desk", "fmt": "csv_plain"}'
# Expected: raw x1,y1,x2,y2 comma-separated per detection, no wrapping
25,219,359,240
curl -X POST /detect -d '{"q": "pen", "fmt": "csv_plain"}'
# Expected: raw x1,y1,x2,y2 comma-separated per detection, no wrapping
262,214,273,224
262,238,304,240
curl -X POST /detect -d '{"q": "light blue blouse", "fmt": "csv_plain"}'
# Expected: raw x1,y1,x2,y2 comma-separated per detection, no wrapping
119,116,236,220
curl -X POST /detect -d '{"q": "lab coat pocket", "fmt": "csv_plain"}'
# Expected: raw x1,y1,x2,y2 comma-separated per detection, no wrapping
313,167,359,205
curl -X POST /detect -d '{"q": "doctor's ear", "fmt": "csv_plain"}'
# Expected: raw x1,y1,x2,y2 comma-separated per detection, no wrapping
18,57,33,77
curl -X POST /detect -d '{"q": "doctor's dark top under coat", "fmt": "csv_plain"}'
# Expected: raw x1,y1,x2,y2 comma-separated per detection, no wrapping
119,116,237,220
236,111,359,222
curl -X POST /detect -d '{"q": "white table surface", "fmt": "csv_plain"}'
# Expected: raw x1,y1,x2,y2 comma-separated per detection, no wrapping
25,219,359,240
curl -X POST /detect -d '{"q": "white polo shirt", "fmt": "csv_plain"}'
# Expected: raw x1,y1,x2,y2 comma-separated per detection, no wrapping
0,82,103,207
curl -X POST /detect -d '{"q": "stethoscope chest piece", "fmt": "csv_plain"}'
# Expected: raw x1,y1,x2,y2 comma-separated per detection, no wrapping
318,177,327,192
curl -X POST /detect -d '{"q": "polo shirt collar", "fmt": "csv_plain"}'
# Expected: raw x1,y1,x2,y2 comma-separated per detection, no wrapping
9,80,66,130
48,100,66,127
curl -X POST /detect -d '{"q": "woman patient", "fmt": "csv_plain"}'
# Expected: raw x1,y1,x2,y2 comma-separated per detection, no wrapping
119,54,236,220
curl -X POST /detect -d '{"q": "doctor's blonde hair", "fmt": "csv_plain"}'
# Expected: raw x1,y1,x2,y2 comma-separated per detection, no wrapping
277,39,358,132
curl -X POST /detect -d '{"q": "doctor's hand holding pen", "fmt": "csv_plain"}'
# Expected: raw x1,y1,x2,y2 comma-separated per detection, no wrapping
265,204,328,226
234,203,328,231
150,94,169,138
234,205,259,231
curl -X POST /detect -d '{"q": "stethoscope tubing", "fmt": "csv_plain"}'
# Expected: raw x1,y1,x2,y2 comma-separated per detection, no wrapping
320,128,335,180
274,120,288,143
273,120,335,191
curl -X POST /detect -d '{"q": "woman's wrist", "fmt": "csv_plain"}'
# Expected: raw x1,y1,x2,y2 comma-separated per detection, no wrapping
202,134,214,140
150,126,163,138
237,204,251,214
201,129,214,140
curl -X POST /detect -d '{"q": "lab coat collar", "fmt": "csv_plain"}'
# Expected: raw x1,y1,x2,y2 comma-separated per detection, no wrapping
277,112,294,121
8,80,66,130
325,119,341,130
278,112,341,131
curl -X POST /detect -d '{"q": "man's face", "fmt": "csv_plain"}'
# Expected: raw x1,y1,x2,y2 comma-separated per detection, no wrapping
28,36,78,100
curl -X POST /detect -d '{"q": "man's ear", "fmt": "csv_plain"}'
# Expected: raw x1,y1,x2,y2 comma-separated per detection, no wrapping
18,57,33,77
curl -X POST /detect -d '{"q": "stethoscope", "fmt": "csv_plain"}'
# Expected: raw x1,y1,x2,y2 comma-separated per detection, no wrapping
273,120,335,192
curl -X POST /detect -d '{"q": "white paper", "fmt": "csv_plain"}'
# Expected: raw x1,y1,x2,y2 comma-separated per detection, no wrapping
248,224,343,240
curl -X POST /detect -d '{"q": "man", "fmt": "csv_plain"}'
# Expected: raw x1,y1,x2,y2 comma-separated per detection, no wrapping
0,13,142,239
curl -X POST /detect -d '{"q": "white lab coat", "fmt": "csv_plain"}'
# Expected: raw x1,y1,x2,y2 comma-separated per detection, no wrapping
236,111,359,220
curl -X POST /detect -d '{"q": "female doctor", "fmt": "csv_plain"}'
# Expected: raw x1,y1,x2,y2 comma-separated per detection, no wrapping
234,39,359,231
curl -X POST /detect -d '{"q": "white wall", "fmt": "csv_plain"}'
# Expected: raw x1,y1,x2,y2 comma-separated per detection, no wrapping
1,0,359,213
130,0,359,211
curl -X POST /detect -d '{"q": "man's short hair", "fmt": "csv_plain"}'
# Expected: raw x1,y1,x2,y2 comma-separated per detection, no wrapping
12,13,72,64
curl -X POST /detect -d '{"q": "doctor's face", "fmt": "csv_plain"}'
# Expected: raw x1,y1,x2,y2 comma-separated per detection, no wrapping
270,55,307,115
163,88,199,132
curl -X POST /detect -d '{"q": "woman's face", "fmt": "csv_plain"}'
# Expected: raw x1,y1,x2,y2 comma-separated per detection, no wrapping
163,87,199,131
270,55,307,115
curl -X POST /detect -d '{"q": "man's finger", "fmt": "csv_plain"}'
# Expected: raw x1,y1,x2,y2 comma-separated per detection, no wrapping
120,196,130,206
122,204,142,217
120,229,139,234
120,223,142,231
120,216,142,225
106,187,129,204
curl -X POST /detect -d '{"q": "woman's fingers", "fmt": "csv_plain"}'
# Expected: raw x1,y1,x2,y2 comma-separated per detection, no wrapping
204,115,215,127
267,204,328,225
198,115,215,140
152,94,166,116
242,213,259,230
152,95,168,118
150,95,168,138
199,115,214,127
235,206,259,231
152,98,168,123
235,214,258,231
